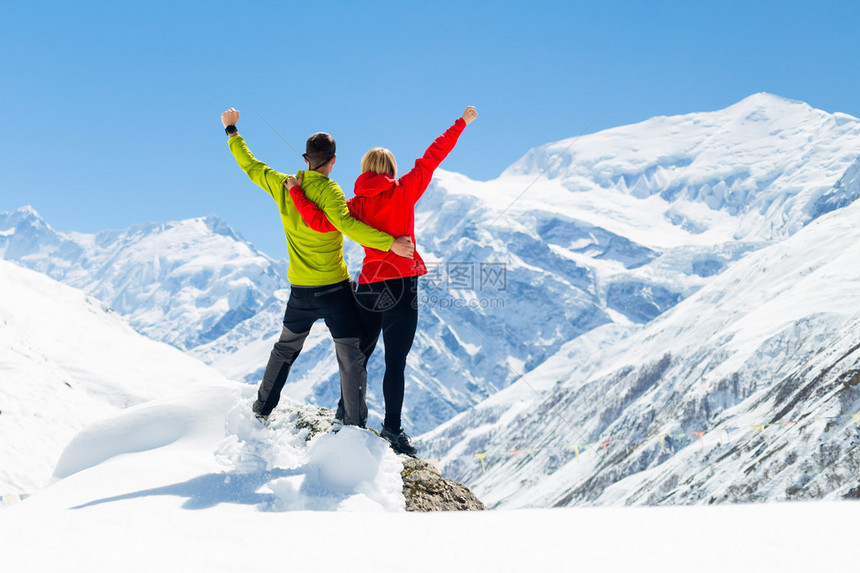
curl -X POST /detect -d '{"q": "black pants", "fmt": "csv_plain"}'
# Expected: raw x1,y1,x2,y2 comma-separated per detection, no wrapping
353,276,419,431
252,280,367,426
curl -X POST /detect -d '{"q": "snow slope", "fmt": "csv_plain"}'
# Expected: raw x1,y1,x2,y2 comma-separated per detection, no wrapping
29,387,406,515
419,192,860,508
0,259,235,493
1,367,857,572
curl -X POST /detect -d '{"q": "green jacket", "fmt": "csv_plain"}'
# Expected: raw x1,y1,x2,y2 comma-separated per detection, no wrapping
228,135,394,286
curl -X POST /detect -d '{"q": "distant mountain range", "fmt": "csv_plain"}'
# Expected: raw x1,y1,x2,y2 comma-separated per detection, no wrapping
4,93,860,505
417,94,860,506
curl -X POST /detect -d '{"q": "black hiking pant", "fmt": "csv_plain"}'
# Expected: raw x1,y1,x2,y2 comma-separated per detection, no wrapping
252,280,367,426
354,276,419,431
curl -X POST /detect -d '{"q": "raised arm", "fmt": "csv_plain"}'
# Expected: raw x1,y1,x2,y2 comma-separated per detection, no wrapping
221,108,288,201
400,106,477,204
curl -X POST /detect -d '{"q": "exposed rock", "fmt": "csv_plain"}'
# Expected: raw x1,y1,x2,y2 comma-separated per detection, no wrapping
401,456,486,512
271,402,337,440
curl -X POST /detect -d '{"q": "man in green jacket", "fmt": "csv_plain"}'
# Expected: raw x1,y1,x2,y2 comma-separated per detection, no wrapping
221,108,414,427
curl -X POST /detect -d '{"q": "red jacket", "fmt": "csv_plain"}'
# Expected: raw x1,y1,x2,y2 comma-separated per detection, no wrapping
289,118,466,284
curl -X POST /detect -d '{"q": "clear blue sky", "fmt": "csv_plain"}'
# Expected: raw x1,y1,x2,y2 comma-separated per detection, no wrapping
2,0,859,258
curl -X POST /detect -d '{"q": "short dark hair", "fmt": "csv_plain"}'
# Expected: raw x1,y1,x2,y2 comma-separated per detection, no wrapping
304,132,336,170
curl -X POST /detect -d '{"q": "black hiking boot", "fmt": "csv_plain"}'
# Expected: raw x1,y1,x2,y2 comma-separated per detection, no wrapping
380,426,417,456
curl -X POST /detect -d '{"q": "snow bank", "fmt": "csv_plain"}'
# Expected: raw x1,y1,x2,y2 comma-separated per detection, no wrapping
21,383,404,516
268,428,404,512
0,259,235,493
217,396,405,512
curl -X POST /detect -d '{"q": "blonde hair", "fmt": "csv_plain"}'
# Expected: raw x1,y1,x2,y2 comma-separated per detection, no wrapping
361,147,397,178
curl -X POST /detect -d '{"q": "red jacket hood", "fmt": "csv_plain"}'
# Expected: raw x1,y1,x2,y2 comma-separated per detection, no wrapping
354,172,398,197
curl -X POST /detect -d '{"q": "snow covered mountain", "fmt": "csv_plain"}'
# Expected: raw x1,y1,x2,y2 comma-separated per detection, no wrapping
419,182,860,508
0,209,288,350
504,93,860,238
406,92,860,430
0,259,235,494
4,93,860,441
0,207,488,432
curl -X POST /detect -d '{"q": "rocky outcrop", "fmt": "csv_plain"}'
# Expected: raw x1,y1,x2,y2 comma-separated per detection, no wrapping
401,457,486,512
278,402,339,439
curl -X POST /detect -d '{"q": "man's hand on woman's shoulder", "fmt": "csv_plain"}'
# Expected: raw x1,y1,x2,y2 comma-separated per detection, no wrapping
285,172,304,190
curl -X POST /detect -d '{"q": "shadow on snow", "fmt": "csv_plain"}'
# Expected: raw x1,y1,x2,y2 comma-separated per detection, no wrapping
72,468,303,511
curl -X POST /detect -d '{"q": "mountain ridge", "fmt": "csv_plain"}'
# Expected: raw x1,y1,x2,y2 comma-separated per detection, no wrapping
418,197,860,508
4,93,860,442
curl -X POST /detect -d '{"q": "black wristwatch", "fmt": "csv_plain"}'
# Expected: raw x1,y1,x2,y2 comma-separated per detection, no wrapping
225,125,237,135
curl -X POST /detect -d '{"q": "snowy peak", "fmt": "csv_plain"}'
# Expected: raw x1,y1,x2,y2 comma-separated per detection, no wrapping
3,204,44,223
0,205,65,261
720,92,816,119
94,214,242,246
0,207,288,350
92,214,241,252
501,93,860,238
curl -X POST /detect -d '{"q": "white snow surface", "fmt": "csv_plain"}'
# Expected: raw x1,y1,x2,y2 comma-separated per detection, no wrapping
26,386,406,515
2,486,858,572
0,360,857,570
0,259,233,493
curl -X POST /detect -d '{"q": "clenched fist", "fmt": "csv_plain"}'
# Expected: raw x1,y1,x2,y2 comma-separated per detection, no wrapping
221,108,240,127
462,106,478,125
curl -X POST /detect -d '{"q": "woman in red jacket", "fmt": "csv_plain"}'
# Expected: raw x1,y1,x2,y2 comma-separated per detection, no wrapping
287,106,478,454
